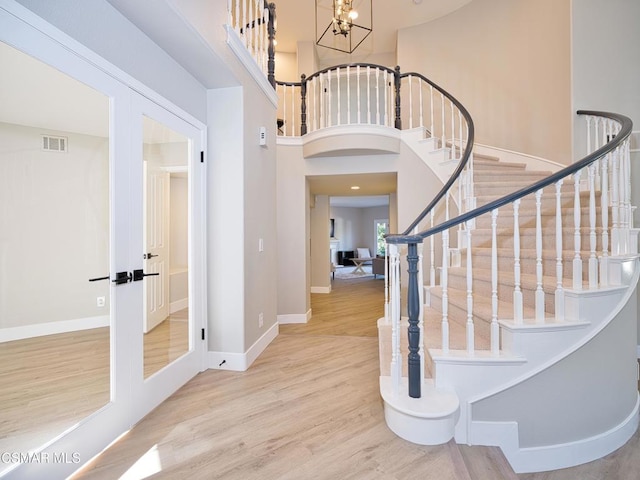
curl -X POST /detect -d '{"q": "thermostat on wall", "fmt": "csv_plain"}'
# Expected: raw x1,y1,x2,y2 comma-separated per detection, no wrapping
259,126,267,146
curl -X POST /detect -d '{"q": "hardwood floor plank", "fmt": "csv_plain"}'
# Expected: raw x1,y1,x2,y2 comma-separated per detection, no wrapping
71,276,640,480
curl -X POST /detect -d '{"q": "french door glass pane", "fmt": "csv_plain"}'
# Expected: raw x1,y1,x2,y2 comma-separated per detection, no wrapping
142,116,190,379
0,41,110,463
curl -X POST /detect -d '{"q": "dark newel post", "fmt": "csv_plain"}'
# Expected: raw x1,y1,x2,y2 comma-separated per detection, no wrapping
394,65,402,130
407,242,421,398
300,74,308,135
267,3,276,89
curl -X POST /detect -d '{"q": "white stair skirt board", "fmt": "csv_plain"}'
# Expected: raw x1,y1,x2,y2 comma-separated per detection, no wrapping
469,394,640,474
207,321,278,371
380,376,460,445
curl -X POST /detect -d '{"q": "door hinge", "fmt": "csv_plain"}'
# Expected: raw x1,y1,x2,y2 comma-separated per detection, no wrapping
200,151,204,163
201,328,205,340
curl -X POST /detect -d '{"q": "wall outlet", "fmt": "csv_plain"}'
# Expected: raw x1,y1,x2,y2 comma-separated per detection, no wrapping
258,312,264,328
97,296,106,307
259,238,264,252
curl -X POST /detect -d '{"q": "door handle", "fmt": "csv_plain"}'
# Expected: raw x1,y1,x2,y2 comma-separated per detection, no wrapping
112,271,132,284
143,253,159,259
133,269,160,282
88,275,110,282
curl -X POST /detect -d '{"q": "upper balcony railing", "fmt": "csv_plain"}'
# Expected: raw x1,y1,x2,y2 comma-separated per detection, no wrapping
227,0,276,87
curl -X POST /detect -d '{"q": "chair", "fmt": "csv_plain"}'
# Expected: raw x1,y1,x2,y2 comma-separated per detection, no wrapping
372,257,385,278
356,248,372,262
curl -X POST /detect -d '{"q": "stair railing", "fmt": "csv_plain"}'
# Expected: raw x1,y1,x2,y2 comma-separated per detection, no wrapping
385,110,633,399
227,0,276,87
275,63,475,230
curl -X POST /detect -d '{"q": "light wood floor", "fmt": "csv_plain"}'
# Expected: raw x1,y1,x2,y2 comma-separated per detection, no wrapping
0,309,188,459
71,275,640,480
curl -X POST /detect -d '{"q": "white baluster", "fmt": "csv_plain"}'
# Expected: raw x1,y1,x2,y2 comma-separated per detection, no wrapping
290,84,296,136
491,209,499,354
419,78,424,129
429,211,435,288
384,245,389,321
376,68,380,125
600,153,609,286
320,74,325,130
535,189,545,322
555,180,565,322
328,71,332,127
336,67,341,126
282,83,287,136
466,221,474,354
368,66,373,124
513,199,523,323
441,230,450,354
429,85,434,138
357,65,361,124
573,170,582,289
450,101,455,160
242,0,247,46
234,0,240,34
408,75,413,129
611,143,620,254
312,77,317,132
389,244,401,394
588,162,598,288
440,92,446,149
347,65,351,125
458,110,463,161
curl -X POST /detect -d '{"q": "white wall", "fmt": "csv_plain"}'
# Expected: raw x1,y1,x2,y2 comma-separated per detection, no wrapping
0,122,109,329
329,204,389,257
310,195,330,291
397,0,573,164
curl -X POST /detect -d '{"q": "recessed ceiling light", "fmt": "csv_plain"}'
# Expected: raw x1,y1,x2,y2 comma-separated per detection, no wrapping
351,185,360,190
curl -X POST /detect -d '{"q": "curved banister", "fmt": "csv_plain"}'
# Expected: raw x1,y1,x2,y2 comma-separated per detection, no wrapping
305,62,397,83
386,110,632,245
396,71,475,235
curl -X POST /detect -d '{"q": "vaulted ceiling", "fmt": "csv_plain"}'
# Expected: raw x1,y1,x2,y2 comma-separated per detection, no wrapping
274,0,472,59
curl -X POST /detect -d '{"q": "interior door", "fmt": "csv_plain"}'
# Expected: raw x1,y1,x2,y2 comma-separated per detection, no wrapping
143,161,170,333
130,95,206,420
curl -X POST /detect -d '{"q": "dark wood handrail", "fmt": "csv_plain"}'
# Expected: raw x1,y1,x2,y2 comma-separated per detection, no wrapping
386,110,633,245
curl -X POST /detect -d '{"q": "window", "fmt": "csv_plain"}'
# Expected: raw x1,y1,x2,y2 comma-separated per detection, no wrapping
375,219,389,256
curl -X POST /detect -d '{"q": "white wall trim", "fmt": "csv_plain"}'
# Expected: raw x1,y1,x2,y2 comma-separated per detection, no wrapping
0,315,110,343
278,309,312,324
311,285,332,294
492,394,640,473
207,321,278,371
225,24,278,108
472,142,565,172
170,298,189,314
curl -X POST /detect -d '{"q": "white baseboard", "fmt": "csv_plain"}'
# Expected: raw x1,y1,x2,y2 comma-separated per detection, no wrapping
278,309,312,324
207,321,279,372
0,315,110,343
311,285,331,294
170,298,189,314
470,394,640,474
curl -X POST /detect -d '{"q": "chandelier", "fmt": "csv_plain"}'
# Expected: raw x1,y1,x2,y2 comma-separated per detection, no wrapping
316,0,372,54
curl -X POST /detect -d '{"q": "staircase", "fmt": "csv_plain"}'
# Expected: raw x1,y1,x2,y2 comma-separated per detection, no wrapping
270,57,638,474
380,113,639,474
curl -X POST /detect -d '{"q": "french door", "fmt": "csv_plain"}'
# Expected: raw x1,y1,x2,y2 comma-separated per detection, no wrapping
0,4,206,478
129,95,206,420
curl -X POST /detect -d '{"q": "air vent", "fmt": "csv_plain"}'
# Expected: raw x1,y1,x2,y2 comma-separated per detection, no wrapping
42,135,68,153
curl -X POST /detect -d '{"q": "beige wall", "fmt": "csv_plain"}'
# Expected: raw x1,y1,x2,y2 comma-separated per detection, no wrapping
397,0,572,164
